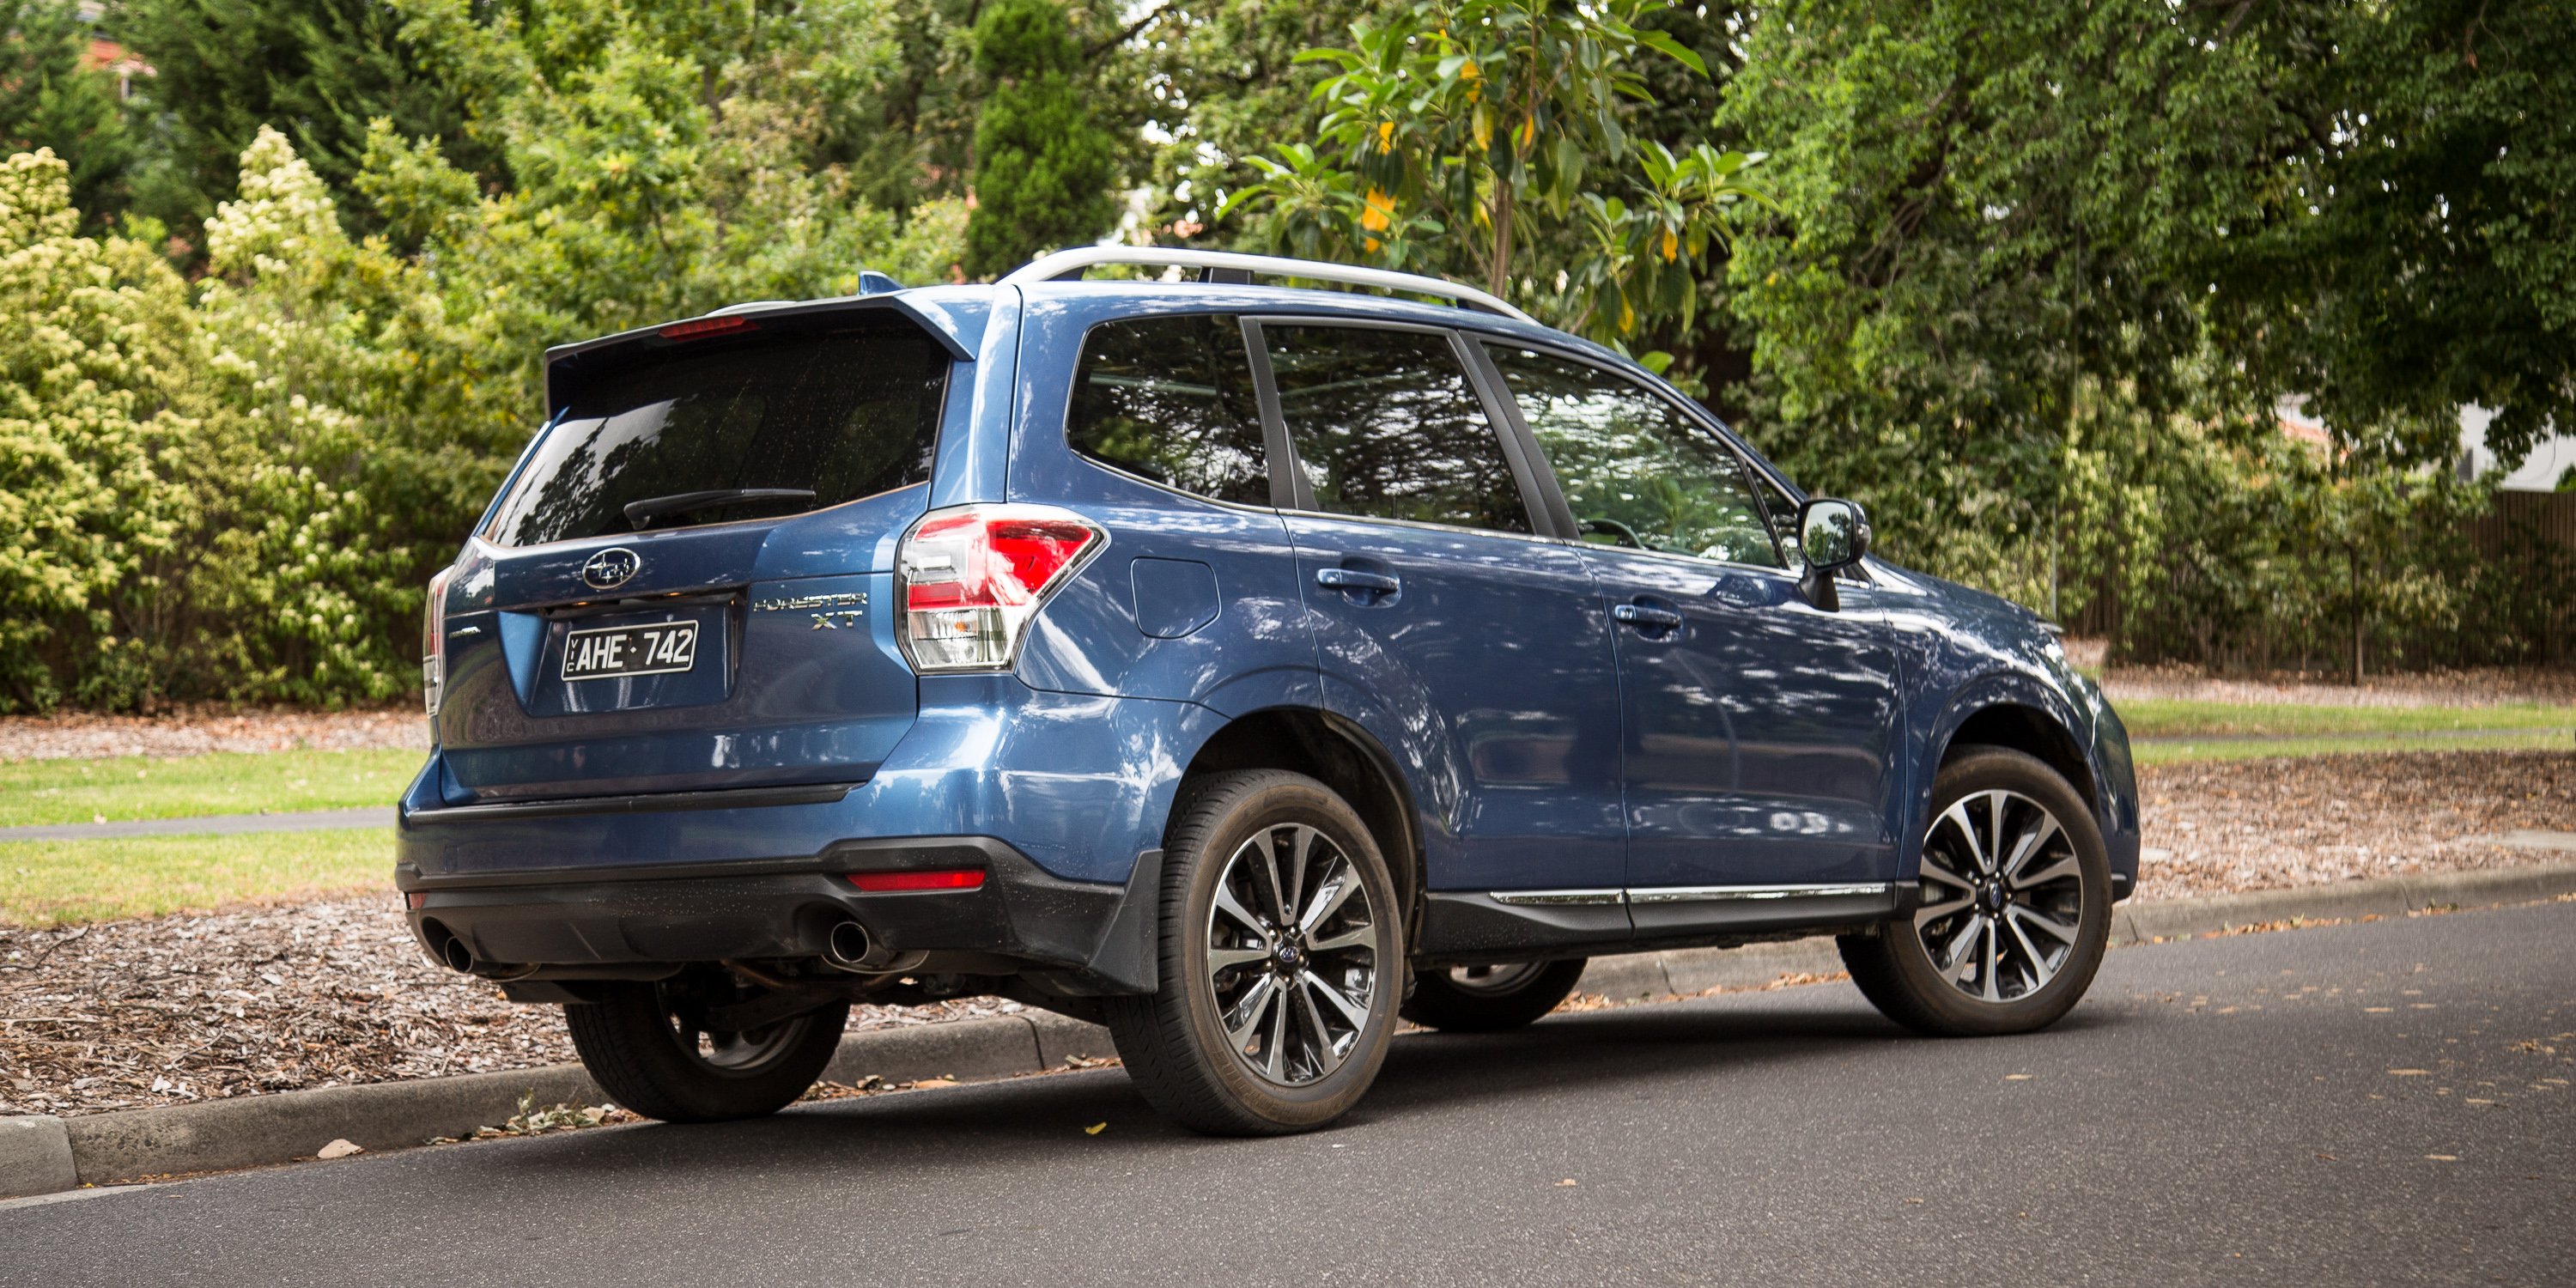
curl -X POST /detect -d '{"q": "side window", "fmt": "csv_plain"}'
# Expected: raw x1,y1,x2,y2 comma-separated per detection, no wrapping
1747,468,1802,565
1487,346,1783,568
1066,314,1269,506
1263,325,1530,533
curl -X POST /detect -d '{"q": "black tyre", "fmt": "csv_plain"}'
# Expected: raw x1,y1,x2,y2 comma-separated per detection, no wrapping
1838,746,2111,1036
1103,770,1402,1136
1401,960,1589,1032
564,969,848,1122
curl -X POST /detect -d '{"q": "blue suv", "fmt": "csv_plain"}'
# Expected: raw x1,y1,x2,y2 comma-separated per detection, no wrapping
400,248,2140,1135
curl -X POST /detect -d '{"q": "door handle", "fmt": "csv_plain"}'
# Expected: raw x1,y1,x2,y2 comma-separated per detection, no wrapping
1316,568,1401,596
1613,603,1685,632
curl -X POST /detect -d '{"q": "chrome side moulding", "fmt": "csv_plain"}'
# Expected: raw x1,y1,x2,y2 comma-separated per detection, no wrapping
1625,882,1894,905
1490,888,1627,907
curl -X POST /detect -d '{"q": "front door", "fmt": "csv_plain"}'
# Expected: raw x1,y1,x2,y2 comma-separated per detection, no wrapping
1479,343,1904,928
1256,321,1629,912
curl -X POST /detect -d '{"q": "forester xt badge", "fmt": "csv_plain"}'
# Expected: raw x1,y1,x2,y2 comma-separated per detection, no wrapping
753,589,868,630
581,547,641,591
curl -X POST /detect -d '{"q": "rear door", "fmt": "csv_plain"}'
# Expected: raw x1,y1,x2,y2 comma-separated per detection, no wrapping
1479,343,1903,920
431,310,958,803
1257,320,1628,905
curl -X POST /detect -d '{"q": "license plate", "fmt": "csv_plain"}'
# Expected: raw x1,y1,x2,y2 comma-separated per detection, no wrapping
561,621,700,681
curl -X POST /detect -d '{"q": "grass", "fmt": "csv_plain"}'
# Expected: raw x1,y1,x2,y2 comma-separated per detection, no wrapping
2133,728,2576,766
0,828,392,927
0,748,423,829
2116,697,2576,739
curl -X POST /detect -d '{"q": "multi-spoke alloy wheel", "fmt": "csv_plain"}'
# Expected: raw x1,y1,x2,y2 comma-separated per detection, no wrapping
1103,769,1402,1135
1838,747,2111,1036
1400,958,1590,1032
565,971,848,1122
1912,788,2085,1003
1204,822,1380,1085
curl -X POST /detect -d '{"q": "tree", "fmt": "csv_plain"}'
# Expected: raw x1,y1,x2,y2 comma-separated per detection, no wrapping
1221,0,1770,349
964,0,1121,277
0,1,137,226
115,0,481,234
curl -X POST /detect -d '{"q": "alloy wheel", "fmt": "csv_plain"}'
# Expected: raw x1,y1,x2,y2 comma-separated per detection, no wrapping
1913,789,2085,1003
1203,822,1381,1086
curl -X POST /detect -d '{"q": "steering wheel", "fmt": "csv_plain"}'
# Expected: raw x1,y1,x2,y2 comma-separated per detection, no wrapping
1580,517,1648,550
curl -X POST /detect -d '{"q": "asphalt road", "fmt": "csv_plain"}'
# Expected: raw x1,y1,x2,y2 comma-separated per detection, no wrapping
5,902,2571,1287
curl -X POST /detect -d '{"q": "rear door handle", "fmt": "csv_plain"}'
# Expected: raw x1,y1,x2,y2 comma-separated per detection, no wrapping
1613,603,1685,632
1316,568,1401,595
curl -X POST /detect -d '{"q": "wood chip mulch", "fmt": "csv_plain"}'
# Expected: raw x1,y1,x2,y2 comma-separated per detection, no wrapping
1,750,2569,1120
0,704,426,762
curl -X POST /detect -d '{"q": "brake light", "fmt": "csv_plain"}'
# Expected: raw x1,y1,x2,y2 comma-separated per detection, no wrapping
422,566,453,718
895,504,1105,671
847,869,987,892
657,315,757,341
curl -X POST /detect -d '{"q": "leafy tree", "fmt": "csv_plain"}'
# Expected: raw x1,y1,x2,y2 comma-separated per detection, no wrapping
1222,0,1771,348
0,1,137,226
964,0,1121,276
114,0,481,234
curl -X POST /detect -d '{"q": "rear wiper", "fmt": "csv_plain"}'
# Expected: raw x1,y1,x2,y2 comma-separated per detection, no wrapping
623,488,816,529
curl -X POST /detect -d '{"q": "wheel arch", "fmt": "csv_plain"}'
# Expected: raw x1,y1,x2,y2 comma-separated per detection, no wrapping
1176,707,1426,942
1905,677,2105,882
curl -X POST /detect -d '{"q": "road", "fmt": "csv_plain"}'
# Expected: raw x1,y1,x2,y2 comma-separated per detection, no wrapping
5,902,2571,1287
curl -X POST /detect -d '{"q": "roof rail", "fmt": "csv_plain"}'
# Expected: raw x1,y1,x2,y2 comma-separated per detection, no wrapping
999,246,1539,325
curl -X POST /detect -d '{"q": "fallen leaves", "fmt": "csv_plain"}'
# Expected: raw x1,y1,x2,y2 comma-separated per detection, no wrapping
315,1139,363,1159
1084,1121,1106,1135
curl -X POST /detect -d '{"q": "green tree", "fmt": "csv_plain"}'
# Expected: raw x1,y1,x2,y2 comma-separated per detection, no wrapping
115,0,482,234
963,0,1120,277
1222,0,1770,349
0,1,137,226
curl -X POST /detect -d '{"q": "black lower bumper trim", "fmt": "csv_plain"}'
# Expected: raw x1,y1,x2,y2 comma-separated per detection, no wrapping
404,838,1158,993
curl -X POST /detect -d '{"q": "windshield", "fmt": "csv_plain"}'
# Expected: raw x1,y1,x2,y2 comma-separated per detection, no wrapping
485,325,949,546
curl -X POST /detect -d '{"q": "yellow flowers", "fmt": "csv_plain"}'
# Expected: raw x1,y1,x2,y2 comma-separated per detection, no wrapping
1359,187,1395,234
1377,120,1396,152
1660,228,1680,262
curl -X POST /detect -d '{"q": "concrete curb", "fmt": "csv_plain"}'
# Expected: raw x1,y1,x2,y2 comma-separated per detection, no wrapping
8,861,2571,1199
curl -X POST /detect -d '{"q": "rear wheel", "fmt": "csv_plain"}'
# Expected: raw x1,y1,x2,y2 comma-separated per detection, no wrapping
1401,960,1588,1032
565,969,848,1122
1103,770,1401,1136
1838,746,2110,1036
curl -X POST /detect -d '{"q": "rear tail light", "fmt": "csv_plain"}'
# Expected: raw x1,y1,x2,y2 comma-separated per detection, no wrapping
895,504,1105,671
422,566,453,718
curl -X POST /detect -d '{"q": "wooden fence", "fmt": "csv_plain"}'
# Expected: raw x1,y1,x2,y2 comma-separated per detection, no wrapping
2472,489,2576,559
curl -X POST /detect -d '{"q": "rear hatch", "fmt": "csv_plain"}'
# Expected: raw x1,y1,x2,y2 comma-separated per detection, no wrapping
429,303,963,803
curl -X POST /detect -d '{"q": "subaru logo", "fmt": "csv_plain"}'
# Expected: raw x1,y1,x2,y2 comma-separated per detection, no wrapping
581,547,641,592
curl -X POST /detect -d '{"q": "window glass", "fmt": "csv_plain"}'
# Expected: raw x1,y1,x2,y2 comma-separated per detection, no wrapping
1488,346,1783,568
1747,467,1802,564
1066,314,1270,505
487,325,946,546
1264,325,1529,533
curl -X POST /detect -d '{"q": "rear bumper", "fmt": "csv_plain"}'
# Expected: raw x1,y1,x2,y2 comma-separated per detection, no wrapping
401,836,1161,993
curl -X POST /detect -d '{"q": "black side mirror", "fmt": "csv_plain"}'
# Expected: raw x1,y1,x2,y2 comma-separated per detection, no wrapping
1795,498,1870,611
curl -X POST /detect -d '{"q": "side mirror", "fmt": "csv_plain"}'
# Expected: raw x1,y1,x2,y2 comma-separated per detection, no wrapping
1795,498,1870,611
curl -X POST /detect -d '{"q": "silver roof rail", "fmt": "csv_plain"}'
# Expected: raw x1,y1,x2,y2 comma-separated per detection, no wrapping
999,246,1538,325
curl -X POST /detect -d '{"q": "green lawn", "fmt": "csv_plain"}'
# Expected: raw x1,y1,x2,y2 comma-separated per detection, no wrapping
0,747,423,829
2131,728,2576,767
2115,697,2576,739
0,828,392,927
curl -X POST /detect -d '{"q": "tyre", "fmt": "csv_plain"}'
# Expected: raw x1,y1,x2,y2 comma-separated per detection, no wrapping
1838,745,2111,1037
564,969,848,1122
1103,769,1403,1135
1401,959,1588,1032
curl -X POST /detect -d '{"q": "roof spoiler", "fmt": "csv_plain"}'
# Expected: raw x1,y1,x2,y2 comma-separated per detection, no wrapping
541,289,970,419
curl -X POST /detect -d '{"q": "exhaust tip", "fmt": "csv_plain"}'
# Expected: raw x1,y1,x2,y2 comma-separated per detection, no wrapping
824,920,872,971
420,918,475,974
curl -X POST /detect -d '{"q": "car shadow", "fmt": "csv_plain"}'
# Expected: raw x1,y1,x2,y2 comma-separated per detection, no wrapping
451,992,2115,1187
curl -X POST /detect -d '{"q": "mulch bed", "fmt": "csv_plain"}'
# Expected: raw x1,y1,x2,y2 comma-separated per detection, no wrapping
0,704,425,762
3,749,2570,1119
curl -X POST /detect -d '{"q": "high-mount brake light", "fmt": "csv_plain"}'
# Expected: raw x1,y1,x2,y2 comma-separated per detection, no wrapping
895,504,1105,671
657,315,758,342
422,566,454,718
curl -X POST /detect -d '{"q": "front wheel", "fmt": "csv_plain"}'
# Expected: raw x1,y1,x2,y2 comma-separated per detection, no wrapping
565,969,848,1122
1103,770,1402,1136
1401,960,1588,1032
1838,746,2111,1036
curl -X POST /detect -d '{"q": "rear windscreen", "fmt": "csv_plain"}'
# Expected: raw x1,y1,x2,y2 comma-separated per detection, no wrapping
485,325,949,546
